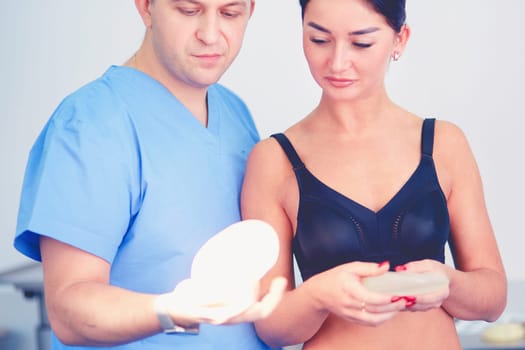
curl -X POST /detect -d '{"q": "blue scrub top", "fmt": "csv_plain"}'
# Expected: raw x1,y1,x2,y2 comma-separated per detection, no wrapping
15,66,272,350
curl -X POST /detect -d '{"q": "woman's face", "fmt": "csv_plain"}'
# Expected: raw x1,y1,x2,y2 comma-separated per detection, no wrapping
302,0,407,102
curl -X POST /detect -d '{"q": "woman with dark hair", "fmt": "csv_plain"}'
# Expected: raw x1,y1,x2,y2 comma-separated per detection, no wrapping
241,0,507,349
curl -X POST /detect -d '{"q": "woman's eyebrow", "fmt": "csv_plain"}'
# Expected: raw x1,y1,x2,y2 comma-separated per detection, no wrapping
307,21,331,34
349,27,380,35
307,21,380,36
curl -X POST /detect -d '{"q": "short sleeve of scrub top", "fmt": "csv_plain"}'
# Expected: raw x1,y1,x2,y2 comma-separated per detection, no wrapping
14,81,140,263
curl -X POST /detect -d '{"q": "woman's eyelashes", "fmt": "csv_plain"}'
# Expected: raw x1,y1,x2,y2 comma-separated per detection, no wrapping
310,37,329,44
309,37,373,48
353,42,373,48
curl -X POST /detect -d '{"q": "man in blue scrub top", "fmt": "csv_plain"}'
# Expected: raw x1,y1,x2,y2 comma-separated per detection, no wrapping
13,0,284,349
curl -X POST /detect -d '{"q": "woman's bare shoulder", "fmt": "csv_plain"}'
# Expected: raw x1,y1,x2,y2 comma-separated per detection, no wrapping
249,136,286,164
246,135,294,183
433,119,479,194
434,119,471,155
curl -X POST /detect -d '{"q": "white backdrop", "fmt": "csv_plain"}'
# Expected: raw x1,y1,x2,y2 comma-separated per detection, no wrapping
1,1,524,283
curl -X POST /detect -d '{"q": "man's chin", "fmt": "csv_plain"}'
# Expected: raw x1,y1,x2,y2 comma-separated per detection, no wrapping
190,72,227,88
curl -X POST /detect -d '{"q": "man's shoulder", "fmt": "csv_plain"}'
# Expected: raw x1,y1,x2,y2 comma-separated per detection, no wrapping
51,68,130,126
64,68,123,106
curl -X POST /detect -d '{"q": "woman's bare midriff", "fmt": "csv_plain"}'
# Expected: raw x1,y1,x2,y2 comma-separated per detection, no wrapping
303,308,461,350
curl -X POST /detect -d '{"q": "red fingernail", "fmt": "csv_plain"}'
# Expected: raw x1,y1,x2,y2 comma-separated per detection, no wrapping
406,300,416,308
391,296,402,303
395,265,407,272
378,261,390,268
403,296,416,302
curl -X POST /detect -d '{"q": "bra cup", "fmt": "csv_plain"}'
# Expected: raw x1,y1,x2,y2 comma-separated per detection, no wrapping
294,198,364,280
398,190,450,259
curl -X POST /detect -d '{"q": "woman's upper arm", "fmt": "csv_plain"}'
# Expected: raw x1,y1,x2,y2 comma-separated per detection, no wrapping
241,138,296,289
434,121,504,274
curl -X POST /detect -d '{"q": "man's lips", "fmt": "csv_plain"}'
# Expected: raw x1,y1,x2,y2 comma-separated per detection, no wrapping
192,53,223,67
194,53,222,59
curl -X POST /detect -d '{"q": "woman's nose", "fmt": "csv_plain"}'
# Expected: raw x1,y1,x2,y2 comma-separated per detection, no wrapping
329,42,352,73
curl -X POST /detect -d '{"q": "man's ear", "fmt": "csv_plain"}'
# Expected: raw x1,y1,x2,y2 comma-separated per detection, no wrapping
249,0,255,18
135,0,153,28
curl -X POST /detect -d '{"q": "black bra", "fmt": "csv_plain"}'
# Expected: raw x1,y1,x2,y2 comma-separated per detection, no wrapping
271,118,450,281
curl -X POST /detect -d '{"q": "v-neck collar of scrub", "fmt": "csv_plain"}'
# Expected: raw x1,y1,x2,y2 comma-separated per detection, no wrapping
107,65,221,139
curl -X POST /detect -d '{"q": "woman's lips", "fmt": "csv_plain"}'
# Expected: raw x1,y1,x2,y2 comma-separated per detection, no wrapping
326,76,355,88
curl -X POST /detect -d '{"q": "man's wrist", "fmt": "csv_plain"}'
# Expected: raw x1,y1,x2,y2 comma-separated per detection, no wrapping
154,294,200,335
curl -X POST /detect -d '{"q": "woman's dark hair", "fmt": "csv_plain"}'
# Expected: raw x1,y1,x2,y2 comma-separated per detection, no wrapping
299,0,406,33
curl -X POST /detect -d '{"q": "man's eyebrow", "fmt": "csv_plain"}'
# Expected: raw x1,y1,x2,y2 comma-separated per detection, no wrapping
171,0,197,3
228,0,249,6
171,0,247,7
307,21,380,36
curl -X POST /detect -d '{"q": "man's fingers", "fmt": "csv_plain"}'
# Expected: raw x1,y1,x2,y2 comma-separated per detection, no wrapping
225,276,287,323
253,276,287,318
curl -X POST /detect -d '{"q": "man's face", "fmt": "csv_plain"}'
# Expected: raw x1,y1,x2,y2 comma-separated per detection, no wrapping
146,0,254,90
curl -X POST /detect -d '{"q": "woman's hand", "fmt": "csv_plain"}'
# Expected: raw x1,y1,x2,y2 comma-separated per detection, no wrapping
394,259,451,312
304,261,406,327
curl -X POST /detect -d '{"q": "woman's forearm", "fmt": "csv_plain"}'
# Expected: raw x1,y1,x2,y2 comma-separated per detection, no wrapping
255,281,329,348
442,268,507,322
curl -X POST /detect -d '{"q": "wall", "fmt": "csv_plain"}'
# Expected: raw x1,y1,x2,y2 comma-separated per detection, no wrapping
1,1,524,349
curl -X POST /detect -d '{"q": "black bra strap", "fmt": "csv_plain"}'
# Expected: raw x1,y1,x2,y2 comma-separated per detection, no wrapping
271,133,305,170
421,118,435,156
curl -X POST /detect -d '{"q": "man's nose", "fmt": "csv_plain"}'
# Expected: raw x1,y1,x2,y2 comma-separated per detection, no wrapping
196,15,220,44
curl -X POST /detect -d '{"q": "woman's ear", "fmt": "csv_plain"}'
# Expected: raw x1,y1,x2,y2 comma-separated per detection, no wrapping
394,24,411,56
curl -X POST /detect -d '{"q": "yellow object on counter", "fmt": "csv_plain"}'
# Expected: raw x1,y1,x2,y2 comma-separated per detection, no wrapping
481,322,525,345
